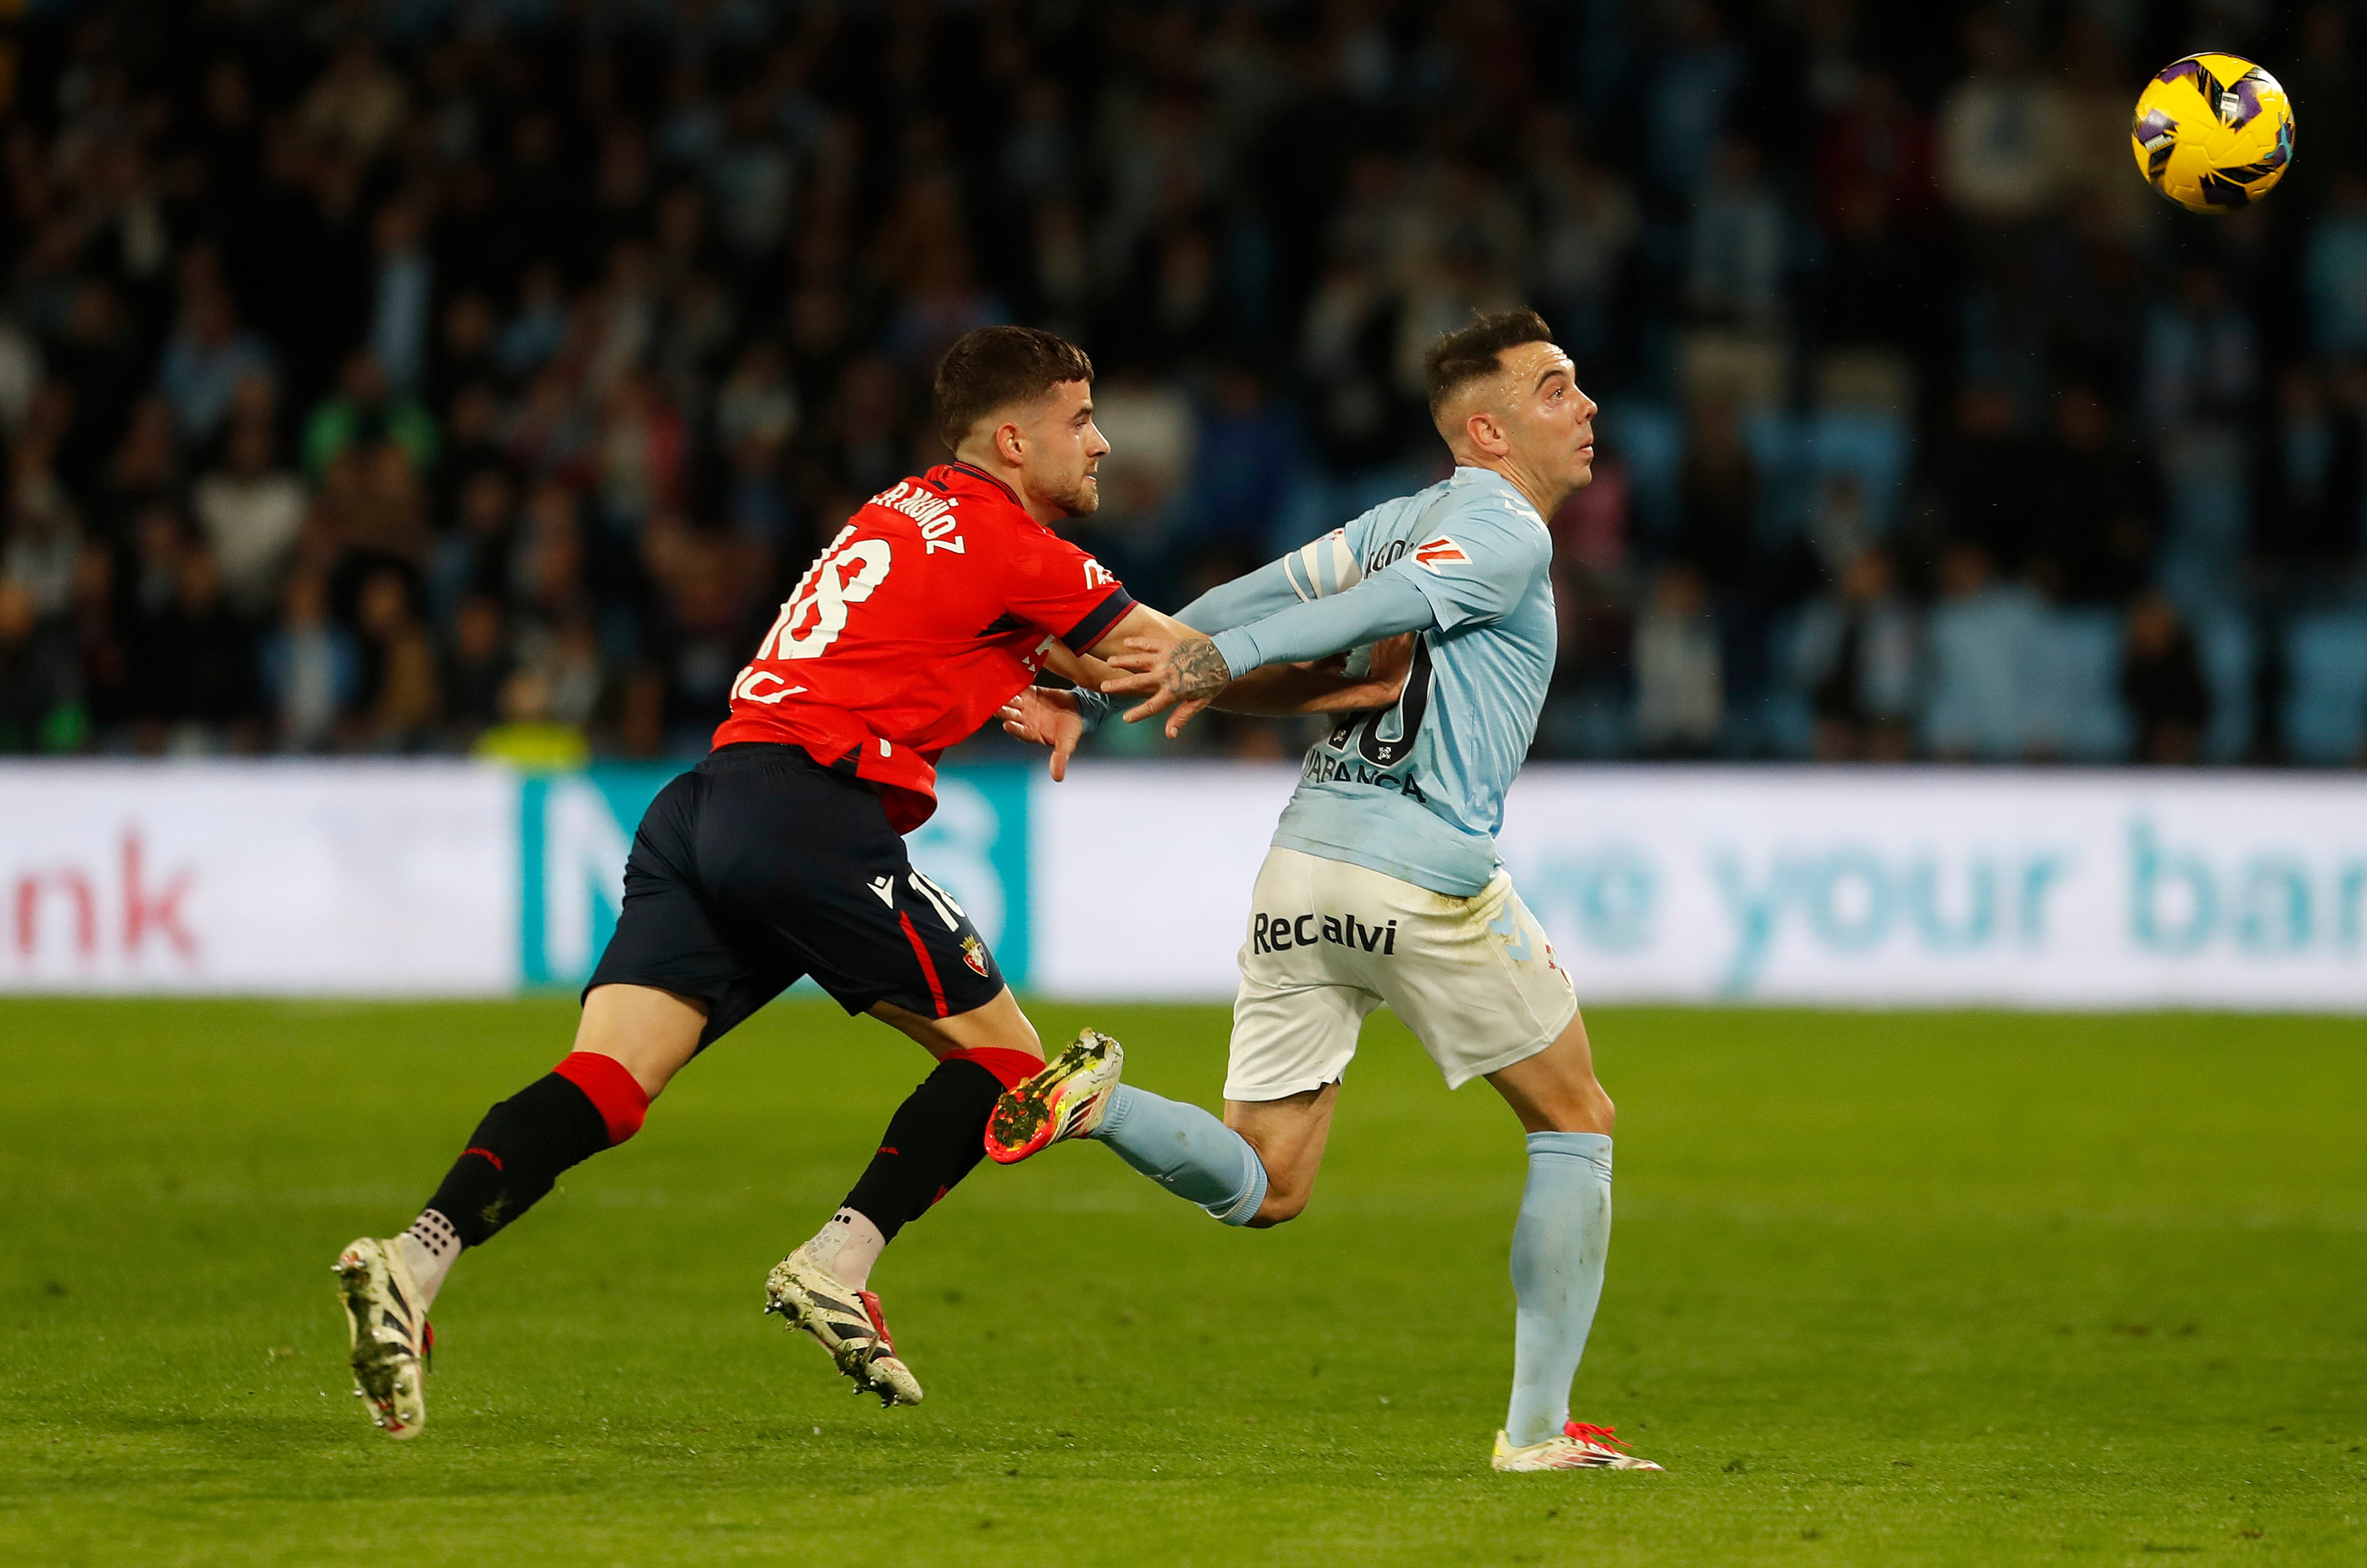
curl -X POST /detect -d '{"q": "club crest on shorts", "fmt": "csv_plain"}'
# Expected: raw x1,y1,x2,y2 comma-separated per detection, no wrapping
1412,536,1469,570
959,935,990,978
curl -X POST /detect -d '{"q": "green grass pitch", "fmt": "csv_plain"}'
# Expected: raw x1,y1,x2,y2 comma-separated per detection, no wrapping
2,999,2362,1566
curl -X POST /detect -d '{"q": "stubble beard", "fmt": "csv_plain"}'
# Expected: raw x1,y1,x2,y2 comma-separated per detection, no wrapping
1049,471,1100,518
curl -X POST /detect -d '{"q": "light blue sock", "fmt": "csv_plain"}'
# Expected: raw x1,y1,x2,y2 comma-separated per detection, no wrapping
1505,1131,1614,1447
1089,1086,1269,1225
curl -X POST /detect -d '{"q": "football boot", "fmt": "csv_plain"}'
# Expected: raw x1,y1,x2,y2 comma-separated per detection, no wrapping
763,1245,923,1407
1490,1421,1663,1472
333,1237,432,1439
984,1028,1123,1164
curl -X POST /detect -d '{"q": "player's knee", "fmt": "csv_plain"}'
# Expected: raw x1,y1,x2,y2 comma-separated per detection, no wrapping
1246,1187,1308,1228
1535,1084,1613,1135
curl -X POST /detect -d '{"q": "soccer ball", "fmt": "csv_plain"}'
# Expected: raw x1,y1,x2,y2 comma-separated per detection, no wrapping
2131,53,2295,213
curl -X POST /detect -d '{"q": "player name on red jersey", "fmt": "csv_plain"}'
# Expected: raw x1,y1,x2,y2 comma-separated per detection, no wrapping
711,462,1132,831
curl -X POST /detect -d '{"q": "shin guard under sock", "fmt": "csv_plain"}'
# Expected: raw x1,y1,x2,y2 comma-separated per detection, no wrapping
422,1053,649,1247
838,1058,1004,1244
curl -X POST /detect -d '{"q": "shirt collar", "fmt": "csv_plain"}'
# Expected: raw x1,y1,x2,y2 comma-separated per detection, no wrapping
941,460,1023,509
1450,464,1546,527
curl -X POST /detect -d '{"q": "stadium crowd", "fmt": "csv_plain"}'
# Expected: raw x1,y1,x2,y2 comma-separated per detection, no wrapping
1,0,2364,766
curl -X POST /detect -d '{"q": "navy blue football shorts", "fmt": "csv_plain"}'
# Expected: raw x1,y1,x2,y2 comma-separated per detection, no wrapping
586,743,1006,1049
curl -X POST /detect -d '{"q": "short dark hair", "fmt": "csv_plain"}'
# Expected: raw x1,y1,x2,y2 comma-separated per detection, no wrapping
1421,309,1556,418
932,326,1095,451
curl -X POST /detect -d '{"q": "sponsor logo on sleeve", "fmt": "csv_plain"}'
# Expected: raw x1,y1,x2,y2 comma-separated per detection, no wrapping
1412,536,1469,570
1082,558,1116,589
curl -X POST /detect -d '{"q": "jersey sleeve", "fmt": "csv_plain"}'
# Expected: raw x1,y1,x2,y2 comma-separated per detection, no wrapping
1000,525,1137,649
1175,526,1367,633
1376,504,1549,633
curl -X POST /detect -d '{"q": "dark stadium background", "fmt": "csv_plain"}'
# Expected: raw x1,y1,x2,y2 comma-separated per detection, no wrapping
0,0,2359,768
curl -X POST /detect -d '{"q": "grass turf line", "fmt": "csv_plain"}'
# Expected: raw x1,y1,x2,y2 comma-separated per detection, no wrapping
0,998,2361,1567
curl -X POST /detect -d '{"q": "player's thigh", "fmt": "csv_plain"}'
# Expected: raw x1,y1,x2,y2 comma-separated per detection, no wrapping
574,982,710,1099
1226,847,1379,1103
692,747,1008,1026
1367,869,1578,1092
581,769,797,1079
869,986,1043,1064
1484,1007,1614,1135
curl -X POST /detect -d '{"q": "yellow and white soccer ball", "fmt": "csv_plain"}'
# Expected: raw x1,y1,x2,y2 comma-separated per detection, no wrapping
2131,53,2295,213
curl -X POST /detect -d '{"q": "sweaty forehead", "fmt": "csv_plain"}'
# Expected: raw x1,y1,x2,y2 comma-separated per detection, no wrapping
1497,340,1574,390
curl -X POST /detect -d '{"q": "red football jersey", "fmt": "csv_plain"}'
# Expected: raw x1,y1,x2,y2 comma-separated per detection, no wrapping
712,461,1132,830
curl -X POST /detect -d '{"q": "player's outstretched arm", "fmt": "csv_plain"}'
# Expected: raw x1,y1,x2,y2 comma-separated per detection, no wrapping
1002,631,1407,777
1212,633,1413,716
1103,575,1438,738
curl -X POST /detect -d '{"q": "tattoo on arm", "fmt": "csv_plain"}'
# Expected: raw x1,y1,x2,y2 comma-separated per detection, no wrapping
1166,637,1233,701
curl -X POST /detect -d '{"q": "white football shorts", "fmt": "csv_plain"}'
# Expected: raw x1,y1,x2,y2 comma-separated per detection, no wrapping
1225,845,1578,1102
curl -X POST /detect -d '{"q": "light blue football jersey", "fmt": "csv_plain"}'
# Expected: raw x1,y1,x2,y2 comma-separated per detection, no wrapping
1180,465,1557,897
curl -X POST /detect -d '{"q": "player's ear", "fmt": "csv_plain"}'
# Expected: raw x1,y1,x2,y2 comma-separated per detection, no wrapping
1465,407,1509,458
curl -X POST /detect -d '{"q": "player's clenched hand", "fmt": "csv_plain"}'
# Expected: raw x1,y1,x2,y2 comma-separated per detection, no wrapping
997,687,1085,782
1101,632,1228,739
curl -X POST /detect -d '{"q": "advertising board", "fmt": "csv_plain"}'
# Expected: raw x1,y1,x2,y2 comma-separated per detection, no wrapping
3,761,2361,1011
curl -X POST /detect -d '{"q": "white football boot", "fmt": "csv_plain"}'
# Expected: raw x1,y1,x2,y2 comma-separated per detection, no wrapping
983,1029,1123,1164
334,1237,432,1439
1491,1421,1664,1472
764,1245,923,1407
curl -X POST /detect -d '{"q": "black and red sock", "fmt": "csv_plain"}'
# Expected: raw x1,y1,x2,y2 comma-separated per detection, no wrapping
839,1048,1035,1243
422,1052,650,1247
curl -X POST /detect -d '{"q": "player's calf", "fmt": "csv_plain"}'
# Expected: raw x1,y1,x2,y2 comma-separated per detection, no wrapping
331,1051,650,1436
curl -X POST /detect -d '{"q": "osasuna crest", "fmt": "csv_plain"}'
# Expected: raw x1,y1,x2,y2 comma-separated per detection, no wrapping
960,935,990,978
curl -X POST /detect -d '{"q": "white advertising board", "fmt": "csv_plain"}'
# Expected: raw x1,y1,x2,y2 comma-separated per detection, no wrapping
0,761,2361,1009
1031,765,2367,1010
0,763,515,995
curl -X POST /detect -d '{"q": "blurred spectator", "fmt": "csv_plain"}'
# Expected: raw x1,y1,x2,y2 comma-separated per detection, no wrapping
2304,173,2367,363
496,265,569,379
7,448,85,615
1181,366,1296,558
2030,386,2156,604
1796,548,1921,762
2142,267,2259,433
2255,366,2366,590
1688,139,1786,330
472,665,591,770
0,579,85,753
193,419,306,617
2121,593,2211,766
158,548,259,754
1944,384,2042,571
368,200,435,395
1634,563,1723,757
443,594,511,746
1923,543,2045,761
261,571,357,753
304,353,437,478
1937,10,2063,225
1675,400,1757,590
1646,0,1745,198
155,286,271,447
1526,110,1637,372
354,568,440,751
298,38,408,166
